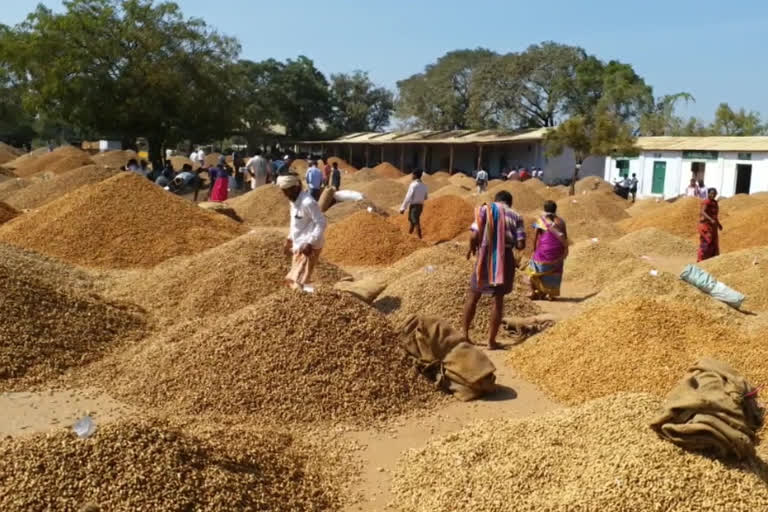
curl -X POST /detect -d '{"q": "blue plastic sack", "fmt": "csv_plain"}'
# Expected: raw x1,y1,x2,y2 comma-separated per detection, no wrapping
680,264,745,308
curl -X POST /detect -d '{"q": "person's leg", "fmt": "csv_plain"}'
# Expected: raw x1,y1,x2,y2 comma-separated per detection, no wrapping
488,293,504,349
408,222,415,234
462,290,482,343
416,223,422,239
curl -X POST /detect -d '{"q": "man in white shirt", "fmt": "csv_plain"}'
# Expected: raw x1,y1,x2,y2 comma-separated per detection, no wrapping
278,174,327,290
196,148,206,168
628,173,639,203
245,150,269,189
399,169,428,239
476,168,489,194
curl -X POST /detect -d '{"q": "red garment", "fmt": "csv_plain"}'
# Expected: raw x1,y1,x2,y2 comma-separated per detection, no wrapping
697,198,719,262
210,176,229,202
519,169,530,181
323,164,332,183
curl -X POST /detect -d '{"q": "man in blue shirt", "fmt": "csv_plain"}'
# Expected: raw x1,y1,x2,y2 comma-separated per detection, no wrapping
305,160,324,201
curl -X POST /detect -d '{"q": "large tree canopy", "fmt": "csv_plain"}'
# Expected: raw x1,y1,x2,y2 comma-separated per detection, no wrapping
328,71,394,134
2,0,241,163
396,48,497,130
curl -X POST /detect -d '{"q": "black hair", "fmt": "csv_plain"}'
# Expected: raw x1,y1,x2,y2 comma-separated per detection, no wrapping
708,187,718,195
127,158,138,167
413,169,423,179
543,200,557,214
494,190,513,206
332,161,338,168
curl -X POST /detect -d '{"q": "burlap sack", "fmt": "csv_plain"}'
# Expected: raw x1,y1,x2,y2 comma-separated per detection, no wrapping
650,358,763,459
442,342,497,401
318,186,336,212
399,315,497,401
334,278,387,304
399,315,465,366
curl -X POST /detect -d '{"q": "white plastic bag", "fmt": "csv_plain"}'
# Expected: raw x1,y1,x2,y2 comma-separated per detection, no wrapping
680,264,745,308
334,190,364,202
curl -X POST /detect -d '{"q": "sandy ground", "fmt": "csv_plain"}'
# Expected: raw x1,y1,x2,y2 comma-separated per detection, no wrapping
0,253,713,510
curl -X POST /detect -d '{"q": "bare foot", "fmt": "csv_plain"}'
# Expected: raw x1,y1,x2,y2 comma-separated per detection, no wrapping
487,341,502,350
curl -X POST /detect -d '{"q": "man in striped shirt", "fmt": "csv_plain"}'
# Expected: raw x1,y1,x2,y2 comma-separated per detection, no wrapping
464,190,526,349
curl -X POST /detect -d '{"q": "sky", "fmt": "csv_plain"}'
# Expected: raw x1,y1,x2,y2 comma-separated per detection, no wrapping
4,0,768,122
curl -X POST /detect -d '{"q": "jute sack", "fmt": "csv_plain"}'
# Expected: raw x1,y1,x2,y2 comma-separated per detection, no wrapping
399,315,496,401
650,358,763,459
334,278,387,304
442,342,496,401
318,186,336,212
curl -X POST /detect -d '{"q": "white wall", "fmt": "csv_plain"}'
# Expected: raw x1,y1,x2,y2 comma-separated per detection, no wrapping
606,150,768,199
546,147,604,183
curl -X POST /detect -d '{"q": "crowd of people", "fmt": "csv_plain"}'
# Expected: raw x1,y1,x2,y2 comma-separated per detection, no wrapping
117,149,722,349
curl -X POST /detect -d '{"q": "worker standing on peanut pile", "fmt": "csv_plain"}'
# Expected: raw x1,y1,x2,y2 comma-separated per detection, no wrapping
305,160,324,201
278,174,327,290
475,167,489,194
399,169,428,239
464,190,526,350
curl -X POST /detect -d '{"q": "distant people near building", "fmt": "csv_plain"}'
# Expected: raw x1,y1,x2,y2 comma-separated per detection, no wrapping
305,160,324,201
475,167,489,194
697,179,708,199
519,167,531,181
196,147,205,168
166,165,200,195
165,148,173,160
155,160,176,187
209,156,230,202
330,162,341,190
232,152,246,192
507,167,520,181
686,178,698,197
323,159,332,186
628,173,639,203
246,150,269,190
399,169,428,239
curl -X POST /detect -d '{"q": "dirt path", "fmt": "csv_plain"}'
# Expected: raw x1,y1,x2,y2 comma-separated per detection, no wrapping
342,282,593,511
0,388,131,438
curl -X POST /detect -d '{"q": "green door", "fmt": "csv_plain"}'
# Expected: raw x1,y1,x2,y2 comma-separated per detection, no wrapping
651,161,666,195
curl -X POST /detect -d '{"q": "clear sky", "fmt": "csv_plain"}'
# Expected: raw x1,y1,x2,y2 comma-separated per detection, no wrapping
4,0,768,121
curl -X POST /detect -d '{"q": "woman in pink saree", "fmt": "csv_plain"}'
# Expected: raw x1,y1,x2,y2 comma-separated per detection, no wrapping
526,200,568,300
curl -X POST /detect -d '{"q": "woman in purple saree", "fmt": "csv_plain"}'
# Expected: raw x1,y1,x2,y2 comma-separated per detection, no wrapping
527,200,568,300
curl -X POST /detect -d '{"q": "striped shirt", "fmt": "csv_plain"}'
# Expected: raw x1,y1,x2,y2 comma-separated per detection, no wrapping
471,203,526,248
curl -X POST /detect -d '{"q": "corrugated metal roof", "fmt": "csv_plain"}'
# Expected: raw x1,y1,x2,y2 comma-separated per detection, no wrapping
300,128,549,145
636,136,768,152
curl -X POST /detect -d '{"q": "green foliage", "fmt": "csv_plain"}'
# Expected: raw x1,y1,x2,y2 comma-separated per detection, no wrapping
472,43,584,128
2,0,241,162
639,93,696,136
233,56,330,141
545,111,636,163
710,103,765,135
396,48,496,130
328,71,393,134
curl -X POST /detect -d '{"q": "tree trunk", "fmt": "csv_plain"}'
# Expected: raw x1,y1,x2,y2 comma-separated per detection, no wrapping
569,156,583,196
148,136,163,173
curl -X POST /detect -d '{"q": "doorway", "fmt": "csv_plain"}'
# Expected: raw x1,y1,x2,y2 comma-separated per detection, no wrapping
652,161,666,195
736,164,752,194
691,162,706,184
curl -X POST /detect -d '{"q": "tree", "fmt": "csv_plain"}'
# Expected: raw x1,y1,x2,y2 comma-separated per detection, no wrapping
2,0,241,165
710,103,765,135
472,43,585,129
328,71,393,134
0,25,37,147
396,48,496,130
639,93,696,136
545,110,637,195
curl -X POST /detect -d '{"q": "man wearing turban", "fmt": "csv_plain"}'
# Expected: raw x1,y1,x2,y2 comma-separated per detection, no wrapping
278,174,327,289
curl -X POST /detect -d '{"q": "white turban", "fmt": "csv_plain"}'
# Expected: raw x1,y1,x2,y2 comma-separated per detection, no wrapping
277,174,301,189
